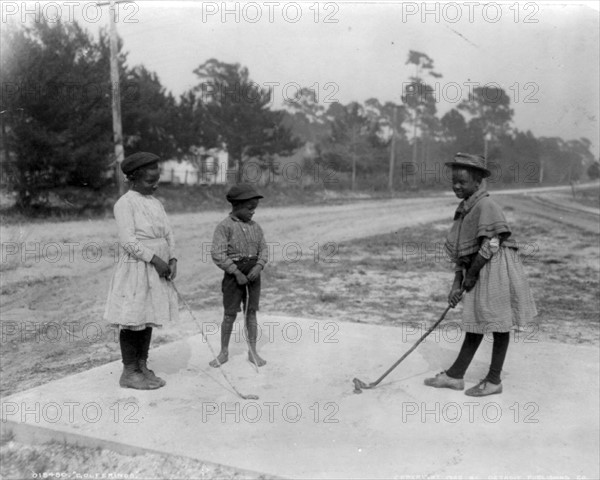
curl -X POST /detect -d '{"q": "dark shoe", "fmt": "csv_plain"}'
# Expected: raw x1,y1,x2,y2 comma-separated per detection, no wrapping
138,359,166,387
424,371,464,390
465,379,502,397
119,363,161,390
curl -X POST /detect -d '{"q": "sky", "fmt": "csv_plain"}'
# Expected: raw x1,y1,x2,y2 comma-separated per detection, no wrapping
20,0,600,156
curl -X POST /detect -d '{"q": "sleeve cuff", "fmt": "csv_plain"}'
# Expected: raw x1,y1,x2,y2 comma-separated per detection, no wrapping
479,236,500,260
139,248,155,263
226,264,239,274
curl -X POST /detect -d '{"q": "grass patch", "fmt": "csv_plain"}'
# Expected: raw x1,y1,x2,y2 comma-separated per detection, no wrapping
0,438,269,480
0,225,30,272
318,292,340,303
261,217,599,344
573,187,600,209
0,276,67,296
0,181,437,224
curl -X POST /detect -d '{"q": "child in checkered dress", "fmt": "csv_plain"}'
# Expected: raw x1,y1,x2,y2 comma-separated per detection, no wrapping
425,153,538,396
209,183,268,368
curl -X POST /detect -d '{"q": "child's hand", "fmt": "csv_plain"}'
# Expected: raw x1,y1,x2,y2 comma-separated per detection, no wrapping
151,255,171,278
246,265,262,281
448,288,463,308
234,270,248,285
462,275,477,292
168,259,178,280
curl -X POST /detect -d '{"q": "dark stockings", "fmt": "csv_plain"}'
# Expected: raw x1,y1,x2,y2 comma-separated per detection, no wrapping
119,329,143,365
486,331,510,384
446,331,510,385
138,327,153,362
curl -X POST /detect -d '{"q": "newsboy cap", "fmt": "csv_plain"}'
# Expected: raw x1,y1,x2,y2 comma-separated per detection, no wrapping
121,152,160,175
226,183,264,203
445,152,491,177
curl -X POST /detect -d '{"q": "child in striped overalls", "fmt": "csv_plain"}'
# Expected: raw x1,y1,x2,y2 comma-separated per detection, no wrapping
209,183,268,368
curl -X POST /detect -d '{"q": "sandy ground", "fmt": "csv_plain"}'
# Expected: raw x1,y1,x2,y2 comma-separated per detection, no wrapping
2,316,599,479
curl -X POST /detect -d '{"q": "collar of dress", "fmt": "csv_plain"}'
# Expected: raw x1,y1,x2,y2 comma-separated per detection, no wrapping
229,213,254,225
454,186,489,220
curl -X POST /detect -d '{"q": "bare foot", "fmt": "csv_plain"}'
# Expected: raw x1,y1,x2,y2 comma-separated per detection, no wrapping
209,351,228,368
248,351,266,367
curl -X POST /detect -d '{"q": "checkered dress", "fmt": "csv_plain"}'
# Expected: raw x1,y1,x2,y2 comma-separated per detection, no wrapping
446,190,538,333
460,245,538,333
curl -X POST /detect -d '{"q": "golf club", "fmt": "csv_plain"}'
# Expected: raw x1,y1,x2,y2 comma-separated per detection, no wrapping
353,290,465,394
170,280,259,400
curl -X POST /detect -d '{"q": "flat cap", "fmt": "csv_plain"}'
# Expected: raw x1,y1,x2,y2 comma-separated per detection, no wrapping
445,152,491,177
226,183,264,203
121,152,160,175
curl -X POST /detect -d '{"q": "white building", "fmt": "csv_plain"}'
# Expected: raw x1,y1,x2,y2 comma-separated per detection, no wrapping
159,148,229,185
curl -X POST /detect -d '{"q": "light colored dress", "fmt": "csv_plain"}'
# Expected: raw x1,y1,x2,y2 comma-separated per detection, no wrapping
104,190,178,330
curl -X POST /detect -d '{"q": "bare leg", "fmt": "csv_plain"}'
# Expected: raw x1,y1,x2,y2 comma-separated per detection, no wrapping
246,310,266,367
209,314,236,368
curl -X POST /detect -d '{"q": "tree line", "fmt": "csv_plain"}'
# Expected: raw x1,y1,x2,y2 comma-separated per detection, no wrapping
1,20,597,210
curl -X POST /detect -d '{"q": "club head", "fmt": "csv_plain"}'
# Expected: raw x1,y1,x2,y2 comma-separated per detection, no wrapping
353,377,369,394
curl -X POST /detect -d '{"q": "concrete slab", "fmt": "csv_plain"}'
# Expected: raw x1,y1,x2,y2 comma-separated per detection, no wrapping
2,315,598,479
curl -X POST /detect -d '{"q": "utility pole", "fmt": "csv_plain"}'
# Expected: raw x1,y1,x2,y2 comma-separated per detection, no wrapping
98,0,127,196
484,134,488,160
351,127,356,191
0,111,10,168
0,108,24,187
388,106,397,192
484,131,492,160
410,62,420,189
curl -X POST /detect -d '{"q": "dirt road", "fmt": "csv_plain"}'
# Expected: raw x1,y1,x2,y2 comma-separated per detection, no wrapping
1,196,458,308
495,192,599,234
